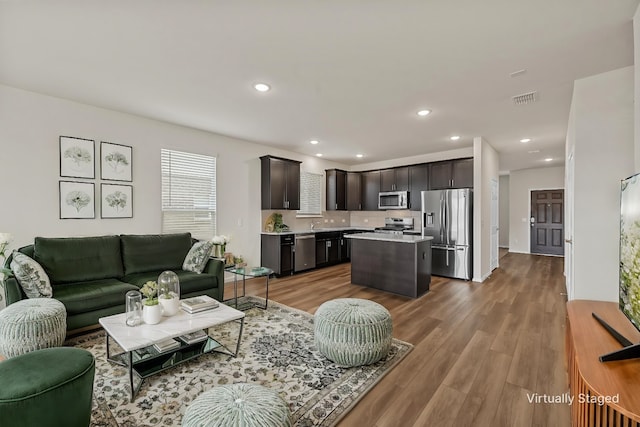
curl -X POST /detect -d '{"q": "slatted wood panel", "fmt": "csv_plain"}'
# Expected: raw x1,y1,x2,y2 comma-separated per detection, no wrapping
567,301,640,427
232,252,570,426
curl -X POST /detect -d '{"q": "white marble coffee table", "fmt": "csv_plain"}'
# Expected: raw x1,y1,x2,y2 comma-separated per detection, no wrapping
99,302,245,401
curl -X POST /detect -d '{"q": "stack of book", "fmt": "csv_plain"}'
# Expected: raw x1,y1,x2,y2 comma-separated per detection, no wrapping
179,330,208,345
181,295,219,314
152,338,180,353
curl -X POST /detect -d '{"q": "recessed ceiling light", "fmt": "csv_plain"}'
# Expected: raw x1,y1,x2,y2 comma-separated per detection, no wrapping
254,83,271,92
544,158,553,162
450,136,460,141
316,153,323,157
309,140,319,145
417,109,431,117
356,154,364,158
520,138,532,143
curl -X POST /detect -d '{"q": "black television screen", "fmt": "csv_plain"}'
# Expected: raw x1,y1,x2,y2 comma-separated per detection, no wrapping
619,172,640,332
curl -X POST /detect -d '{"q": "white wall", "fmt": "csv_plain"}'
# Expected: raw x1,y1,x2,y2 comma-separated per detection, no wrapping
472,136,499,282
508,167,565,254
0,85,347,266
499,175,510,248
566,66,634,302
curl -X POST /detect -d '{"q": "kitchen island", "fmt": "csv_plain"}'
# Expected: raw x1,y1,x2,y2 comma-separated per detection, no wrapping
345,233,433,298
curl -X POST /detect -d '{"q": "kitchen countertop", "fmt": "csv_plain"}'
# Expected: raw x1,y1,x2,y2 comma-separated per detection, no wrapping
261,227,376,236
345,232,433,243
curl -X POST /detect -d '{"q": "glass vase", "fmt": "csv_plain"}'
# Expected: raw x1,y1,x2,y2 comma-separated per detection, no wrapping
158,270,180,316
125,290,143,327
213,244,225,258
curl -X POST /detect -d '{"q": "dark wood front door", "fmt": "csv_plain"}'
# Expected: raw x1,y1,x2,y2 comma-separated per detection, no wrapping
530,189,564,256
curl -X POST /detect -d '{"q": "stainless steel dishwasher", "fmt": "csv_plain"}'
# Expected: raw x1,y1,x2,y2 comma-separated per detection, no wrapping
294,234,316,272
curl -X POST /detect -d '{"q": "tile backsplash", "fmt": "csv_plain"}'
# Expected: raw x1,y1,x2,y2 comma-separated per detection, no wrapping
261,209,421,231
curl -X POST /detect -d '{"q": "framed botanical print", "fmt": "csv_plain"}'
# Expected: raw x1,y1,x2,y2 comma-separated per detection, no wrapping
101,183,133,218
60,136,95,179
101,141,132,182
59,181,95,219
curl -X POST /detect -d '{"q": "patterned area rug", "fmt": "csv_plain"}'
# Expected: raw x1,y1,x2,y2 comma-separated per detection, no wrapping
67,297,413,427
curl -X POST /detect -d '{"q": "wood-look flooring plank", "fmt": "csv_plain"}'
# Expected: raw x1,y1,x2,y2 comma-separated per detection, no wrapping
235,253,569,427
454,350,512,426
493,382,535,427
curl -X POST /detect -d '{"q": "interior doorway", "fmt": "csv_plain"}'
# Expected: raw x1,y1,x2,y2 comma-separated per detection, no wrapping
530,189,565,256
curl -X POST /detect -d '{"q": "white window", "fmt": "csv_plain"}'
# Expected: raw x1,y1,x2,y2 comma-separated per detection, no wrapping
161,149,217,240
298,171,323,216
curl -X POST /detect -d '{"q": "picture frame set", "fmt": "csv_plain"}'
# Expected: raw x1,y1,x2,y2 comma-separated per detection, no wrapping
58,136,133,219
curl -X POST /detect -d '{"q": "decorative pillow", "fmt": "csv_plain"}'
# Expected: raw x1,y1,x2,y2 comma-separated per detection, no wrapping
182,241,214,274
10,251,53,298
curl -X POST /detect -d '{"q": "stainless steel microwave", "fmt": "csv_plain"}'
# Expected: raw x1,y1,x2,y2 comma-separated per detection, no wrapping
378,191,409,209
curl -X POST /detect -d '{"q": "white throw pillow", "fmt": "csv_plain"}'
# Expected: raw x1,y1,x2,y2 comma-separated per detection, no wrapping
182,241,214,274
10,251,53,298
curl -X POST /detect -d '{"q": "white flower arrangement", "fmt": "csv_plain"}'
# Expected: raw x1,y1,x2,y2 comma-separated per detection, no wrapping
212,235,230,245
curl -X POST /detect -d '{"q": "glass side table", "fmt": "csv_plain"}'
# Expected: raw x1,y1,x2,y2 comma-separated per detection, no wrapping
224,266,273,310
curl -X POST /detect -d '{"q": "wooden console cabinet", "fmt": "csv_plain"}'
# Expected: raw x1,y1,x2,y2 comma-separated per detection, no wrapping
567,300,640,426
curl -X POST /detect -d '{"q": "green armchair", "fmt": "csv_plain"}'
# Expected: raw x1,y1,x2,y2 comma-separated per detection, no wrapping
0,347,95,427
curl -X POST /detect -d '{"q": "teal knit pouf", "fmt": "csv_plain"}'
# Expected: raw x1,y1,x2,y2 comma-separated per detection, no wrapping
0,299,66,358
182,383,292,427
314,298,392,367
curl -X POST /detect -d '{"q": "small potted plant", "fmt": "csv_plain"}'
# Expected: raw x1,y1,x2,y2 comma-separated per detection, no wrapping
234,255,246,269
140,280,162,324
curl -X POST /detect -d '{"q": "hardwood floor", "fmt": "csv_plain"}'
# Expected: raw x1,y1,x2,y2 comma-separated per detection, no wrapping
228,252,570,427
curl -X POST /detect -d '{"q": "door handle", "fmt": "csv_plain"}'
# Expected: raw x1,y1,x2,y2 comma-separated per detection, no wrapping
565,238,573,244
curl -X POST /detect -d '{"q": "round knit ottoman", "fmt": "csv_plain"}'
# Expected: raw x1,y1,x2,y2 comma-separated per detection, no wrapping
0,299,66,358
314,298,392,367
182,383,292,427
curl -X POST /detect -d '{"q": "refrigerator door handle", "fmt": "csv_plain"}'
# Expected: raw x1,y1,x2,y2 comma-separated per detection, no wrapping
440,193,445,242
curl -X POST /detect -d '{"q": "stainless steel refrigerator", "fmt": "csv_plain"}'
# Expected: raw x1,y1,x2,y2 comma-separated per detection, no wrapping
421,189,472,280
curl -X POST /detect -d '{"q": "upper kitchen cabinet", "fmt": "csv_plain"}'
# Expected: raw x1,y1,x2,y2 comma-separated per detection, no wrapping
380,167,409,192
260,155,301,210
326,169,347,211
408,163,429,210
346,172,362,211
429,158,474,190
361,170,381,211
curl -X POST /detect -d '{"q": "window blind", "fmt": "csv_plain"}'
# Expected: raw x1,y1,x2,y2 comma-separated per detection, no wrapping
161,149,217,240
298,171,322,215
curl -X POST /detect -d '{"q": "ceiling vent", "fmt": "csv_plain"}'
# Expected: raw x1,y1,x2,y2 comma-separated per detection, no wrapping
512,91,538,105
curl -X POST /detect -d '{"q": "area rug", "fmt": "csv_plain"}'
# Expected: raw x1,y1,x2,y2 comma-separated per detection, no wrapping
67,297,413,427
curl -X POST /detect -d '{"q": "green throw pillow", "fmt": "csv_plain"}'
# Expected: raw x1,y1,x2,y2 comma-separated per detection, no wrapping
10,251,53,298
182,241,214,274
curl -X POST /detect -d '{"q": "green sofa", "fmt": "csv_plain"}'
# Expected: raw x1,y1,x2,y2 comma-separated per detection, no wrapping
3,233,224,332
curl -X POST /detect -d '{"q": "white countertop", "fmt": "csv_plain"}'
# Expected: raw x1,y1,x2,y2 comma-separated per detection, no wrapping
345,232,433,243
261,227,376,236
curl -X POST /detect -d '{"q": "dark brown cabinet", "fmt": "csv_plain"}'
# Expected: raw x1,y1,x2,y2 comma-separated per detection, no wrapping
326,169,347,211
429,158,473,190
380,167,409,192
452,158,474,188
315,232,340,267
346,172,362,211
260,234,294,276
361,170,381,211
260,155,301,210
408,163,429,210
